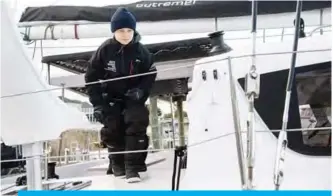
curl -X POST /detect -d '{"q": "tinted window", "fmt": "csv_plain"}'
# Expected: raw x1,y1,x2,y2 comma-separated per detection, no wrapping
238,61,331,156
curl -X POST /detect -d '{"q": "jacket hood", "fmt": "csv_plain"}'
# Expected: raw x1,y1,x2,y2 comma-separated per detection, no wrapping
132,31,141,44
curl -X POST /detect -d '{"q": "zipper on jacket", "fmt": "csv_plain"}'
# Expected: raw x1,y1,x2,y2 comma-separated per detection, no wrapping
121,49,125,74
130,60,134,75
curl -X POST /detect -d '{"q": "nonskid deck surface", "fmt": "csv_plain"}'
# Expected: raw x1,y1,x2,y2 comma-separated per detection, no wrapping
83,151,185,190
0,159,108,186
86,151,168,173
0,151,176,193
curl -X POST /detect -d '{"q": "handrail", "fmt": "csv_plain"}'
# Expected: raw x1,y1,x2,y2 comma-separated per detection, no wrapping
25,25,331,49
309,25,332,36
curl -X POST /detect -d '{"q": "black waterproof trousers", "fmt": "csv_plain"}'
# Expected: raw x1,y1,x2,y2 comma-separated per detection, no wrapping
100,102,149,174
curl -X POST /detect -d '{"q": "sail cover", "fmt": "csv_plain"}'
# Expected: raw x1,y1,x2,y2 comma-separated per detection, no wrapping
19,1,331,23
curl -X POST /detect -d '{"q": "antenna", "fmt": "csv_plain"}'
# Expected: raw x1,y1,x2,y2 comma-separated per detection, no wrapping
208,31,232,56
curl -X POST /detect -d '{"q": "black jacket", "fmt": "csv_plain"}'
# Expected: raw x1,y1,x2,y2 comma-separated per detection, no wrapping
84,32,157,107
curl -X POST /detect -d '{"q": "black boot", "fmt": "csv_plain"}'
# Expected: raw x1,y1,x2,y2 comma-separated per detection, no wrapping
106,163,113,175
125,170,141,183
113,167,125,177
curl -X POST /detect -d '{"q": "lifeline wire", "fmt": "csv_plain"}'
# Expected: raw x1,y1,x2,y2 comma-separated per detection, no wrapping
1,48,330,99
1,126,330,164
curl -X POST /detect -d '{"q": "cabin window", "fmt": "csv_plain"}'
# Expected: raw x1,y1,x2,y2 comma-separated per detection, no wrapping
296,66,331,148
238,61,331,156
299,106,331,147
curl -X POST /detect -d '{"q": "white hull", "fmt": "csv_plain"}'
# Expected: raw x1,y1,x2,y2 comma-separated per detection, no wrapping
0,0,331,191
182,34,331,189
28,34,331,191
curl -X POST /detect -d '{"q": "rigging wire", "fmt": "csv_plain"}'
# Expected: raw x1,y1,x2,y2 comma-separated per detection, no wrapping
0,48,330,99
228,56,247,188
273,0,303,191
244,0,259,189
1,126,330,164
23,29,331,50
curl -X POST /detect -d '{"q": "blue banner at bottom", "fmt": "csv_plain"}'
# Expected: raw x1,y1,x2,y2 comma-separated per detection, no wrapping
18,190,332,196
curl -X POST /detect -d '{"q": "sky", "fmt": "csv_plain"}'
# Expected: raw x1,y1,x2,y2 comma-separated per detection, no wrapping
6,0,330,114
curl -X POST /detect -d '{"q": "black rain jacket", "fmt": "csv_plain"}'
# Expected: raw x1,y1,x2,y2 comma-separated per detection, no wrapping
84,32,157,107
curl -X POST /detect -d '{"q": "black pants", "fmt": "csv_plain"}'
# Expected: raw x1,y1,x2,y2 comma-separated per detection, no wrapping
100,102,149,173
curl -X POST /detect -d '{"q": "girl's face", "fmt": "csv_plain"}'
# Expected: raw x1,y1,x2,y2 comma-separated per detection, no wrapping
114,28,134,45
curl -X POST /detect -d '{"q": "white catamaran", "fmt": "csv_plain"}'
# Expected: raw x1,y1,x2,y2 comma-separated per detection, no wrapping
1,0,331,193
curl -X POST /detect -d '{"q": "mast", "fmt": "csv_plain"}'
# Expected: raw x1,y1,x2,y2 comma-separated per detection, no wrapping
273,0,303,190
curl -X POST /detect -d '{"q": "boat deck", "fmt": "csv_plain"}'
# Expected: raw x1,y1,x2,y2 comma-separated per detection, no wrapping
1,151,183,194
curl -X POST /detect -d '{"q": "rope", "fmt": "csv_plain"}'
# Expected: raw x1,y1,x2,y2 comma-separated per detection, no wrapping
1,126,330,164
1,48,330,99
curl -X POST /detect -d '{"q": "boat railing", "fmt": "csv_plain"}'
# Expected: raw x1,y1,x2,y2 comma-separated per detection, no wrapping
308,24,332,36
25,25,331,50
224,24,331,43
